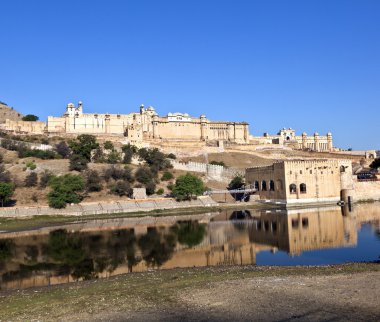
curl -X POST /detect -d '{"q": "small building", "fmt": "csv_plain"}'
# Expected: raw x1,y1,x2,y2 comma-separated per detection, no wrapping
245,159,353,205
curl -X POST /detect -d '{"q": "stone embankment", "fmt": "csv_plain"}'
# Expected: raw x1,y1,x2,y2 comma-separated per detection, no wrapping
0,196,218,218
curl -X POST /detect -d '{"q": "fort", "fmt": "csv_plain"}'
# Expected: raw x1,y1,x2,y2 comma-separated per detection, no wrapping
1,101,337,153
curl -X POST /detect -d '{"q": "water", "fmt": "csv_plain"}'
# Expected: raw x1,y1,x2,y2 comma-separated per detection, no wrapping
0,203,379,290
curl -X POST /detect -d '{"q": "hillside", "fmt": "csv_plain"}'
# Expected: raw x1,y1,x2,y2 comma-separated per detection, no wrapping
0,102,24,123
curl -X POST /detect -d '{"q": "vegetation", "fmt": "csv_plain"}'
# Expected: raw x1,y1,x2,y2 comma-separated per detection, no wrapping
39,170,52,188
370,158,380,169
26,161,36,170
174,221,207,248
103,141,114,150
85,170,102,192
110,180,132,197
47,174,85,208
104,165,134,183
69,154,89,172
156,188,164,195
18,147,57,160
25,172,38,187
0,182,14,206
161,171,174,181
138,148,172,171
166,153,176,160
135,166,154,184
209,160,226,167
22,114,39,121
55,141,71,158
228,175,245,190
172,173,205,201
69,134,99,161
0,164,11,183
121,144,138,164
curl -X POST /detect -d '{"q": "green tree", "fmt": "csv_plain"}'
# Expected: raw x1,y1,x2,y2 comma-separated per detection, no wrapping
106,150,121,164
161,171,174,181
228,175,245,190
0,182,14,207
370,158,380,169
22,114,39,121
135,166,154,184
69,134,99,161
172,173,205,201
103,141,114,150
121,144,138,164
48,174,85,208
69,154,89,171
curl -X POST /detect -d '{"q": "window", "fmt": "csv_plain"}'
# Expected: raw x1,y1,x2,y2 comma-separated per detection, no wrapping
340,165,346,173
276,179,283,191
254,181,259,190
289,184,297,194
302,218,309,228
291,219,299,228
300,183,307,194
262,181,267,191
310,170,312,174
269,180,275,191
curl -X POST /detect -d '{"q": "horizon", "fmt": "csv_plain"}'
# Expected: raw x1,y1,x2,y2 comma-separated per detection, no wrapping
0,0,378,150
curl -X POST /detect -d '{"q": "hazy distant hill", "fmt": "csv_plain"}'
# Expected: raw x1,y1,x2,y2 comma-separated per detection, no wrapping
0,101,24,123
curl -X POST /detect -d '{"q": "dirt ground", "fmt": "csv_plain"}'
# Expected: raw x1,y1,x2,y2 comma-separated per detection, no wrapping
1,264,379,322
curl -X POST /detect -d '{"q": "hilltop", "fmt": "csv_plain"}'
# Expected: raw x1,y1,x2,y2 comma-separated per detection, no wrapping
0,101,24,123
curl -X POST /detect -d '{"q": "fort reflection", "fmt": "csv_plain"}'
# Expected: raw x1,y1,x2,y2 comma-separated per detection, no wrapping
0,204,379,291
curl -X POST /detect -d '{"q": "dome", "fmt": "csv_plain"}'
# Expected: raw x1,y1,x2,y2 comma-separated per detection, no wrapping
302,132,307,136
147,106,155,111
314,132,319,136
67,103,75,108
327,132,332,136
200,114,206,118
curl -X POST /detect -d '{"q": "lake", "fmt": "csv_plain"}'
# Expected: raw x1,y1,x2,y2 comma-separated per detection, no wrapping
0,203,379,290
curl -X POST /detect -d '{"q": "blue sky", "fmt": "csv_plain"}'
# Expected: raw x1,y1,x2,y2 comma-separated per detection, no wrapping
0,0,379,150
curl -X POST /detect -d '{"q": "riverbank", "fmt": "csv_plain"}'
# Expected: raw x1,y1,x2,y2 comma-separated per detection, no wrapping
0,263,379,321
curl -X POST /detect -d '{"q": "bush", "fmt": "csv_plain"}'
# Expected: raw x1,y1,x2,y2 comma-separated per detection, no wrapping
172,173,205,201
92,147,105,163
138,148,172,171
110,180,132,197
0,164,11,183
69,154,88,172
209,160,226,167
161,171,174,181
1,139,21,151
0,182,14,206
106,150,121,164
104,165,134,183
48,174,85,208
18,148,57,160
167,153,176,160
135,166,154,185
85,170,102,192
156,188,164,195
0,153,3,164
121,144,138,164
145,181,156,195
39,170,52,188
25,172,38,187
26,161,36,170
228,175,245,190
55,141,71,158
103,141,114,150
22,114,39,121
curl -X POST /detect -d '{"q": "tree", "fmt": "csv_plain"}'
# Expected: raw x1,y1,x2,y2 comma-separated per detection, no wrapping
135,166,154,184
69,134,99,161
166,153,176,160
0,164,11,183
103,141,114,150
228,175,245,190
55,141,71,158
172,173,205,201
145,181,156,195
85,169,102,192
110,180,132,197
0,182,14,207
69,154,89,172
104,165,134,183
39,170,52,188
370,158,380,170
25,172,38,187
121,144,138,164
22,114,39,121
138,148,172,171
161,171,174,181
48,174,85,208
106,150,121,164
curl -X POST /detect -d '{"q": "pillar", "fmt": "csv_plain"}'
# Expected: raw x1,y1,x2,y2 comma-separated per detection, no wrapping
327,132,333,152
314,132,320,152
152,115,159,139
105,114,110,134
200,115,207,140
302,132,307,150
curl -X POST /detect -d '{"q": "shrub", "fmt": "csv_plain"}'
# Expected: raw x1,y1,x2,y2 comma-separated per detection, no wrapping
26,161,36,170
104,165,134,183
228,175,245,190
103,141,114,150
31,193,38,203
156,188,164,195
138,148,172,171
166,153,176,160
0,153,3,164
121,144,138,164
39,170,52,188
145,181,156,195
48,174,85,208
106,150,121,164
25,172,38,187
172,173,205,201
69,154,88,172
209,160,226,167
135,166,154,184
1,139,20,151
110,180,132,197
55,141,71,158
0,182,14,207
18,148,57,160
92,147,105,163
161,171,174,181
85,170,102,192
0,164,11,183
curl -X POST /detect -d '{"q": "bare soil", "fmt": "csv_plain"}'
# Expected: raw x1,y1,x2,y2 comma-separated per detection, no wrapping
0,264,378,322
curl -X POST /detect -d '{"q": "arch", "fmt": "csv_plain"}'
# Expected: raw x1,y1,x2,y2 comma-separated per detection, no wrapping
340,165,346,173
300,183,307,194
254,181,259,191
289,183,297,194
269,180,275,191
276,179,283,191
261,180,267,191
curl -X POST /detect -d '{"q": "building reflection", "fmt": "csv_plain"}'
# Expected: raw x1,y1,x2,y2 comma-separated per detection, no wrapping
0,204,379,290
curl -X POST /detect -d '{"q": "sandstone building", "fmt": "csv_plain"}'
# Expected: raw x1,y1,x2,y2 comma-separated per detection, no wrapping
245,159,353,205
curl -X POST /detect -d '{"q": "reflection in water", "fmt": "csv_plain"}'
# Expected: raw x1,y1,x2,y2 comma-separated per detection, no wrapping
0,203,379,290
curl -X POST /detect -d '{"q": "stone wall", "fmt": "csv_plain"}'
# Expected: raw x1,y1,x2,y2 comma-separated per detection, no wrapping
352,178,380,202
171,160,244,181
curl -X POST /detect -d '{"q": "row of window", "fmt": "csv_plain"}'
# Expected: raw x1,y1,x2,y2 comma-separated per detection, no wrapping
252,180,307,194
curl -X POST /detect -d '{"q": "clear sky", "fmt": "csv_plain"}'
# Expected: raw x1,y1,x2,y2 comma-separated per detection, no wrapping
0,0,379,150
